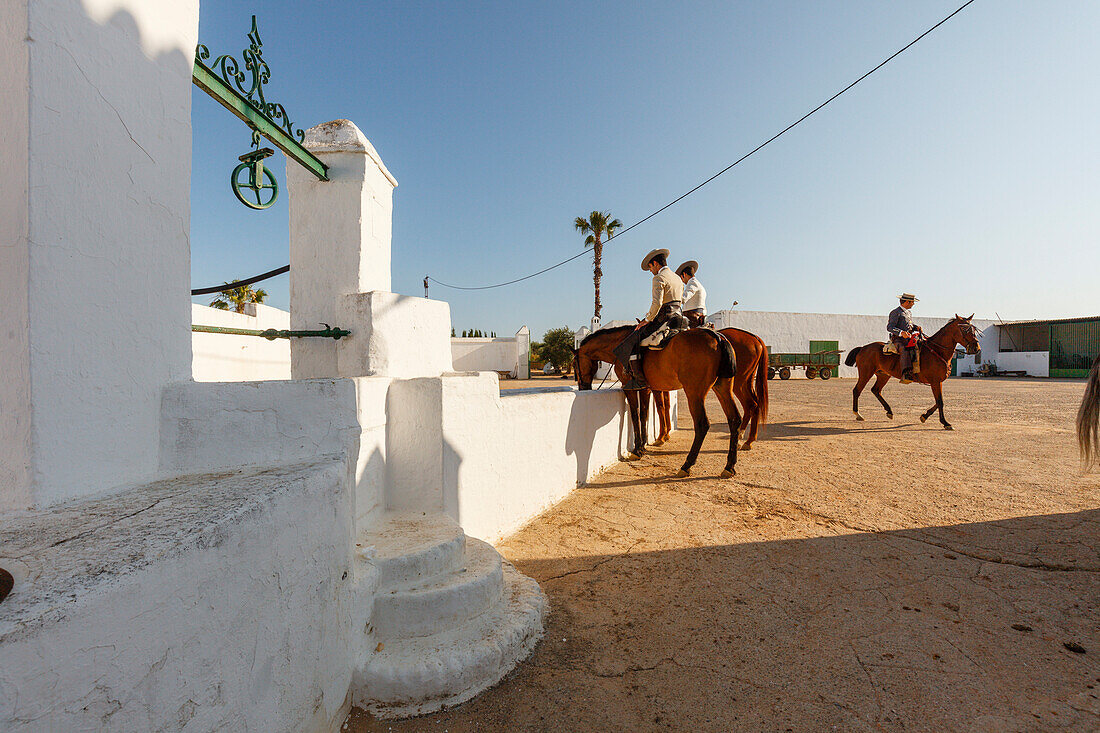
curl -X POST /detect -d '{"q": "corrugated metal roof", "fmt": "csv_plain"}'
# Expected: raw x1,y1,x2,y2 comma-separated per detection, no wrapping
999,315,1100,327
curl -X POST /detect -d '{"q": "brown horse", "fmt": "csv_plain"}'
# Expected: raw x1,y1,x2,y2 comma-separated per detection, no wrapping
1077,352,1100,469
845,314,981,429
574,325,741,477
646,327,769,450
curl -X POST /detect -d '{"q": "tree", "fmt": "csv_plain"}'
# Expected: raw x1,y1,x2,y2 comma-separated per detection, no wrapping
541,326,575,374
574,210,622,322
210,281,268,314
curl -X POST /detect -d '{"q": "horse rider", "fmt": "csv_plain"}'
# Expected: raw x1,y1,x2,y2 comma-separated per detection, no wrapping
888,292,923,383
612,248,684,390
676,260,707,327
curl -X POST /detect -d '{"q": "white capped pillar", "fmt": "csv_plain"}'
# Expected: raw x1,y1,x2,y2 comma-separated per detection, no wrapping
288,120,397,378
0,0,200,509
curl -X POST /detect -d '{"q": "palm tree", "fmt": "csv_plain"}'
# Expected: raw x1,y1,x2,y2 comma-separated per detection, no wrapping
210,281,268,314
574,210,622,322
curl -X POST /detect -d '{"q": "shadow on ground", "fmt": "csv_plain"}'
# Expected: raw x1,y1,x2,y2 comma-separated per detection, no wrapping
350,510,1100,732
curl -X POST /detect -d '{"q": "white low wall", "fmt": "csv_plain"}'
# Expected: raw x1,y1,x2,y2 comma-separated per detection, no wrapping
0,459,377,733
439,374,674,542
989,351,1049,377
451,327,530,379
709,310,998,378
191,303,292,382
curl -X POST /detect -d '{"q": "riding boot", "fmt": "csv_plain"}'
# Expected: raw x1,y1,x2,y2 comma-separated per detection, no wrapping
622,354,648,390
900,346,914,384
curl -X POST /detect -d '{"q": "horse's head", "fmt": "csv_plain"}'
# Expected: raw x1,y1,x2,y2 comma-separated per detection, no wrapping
951,313,981,355
572,344,599,390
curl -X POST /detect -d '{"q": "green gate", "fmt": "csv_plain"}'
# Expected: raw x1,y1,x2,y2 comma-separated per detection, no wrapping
1050,321,1100,378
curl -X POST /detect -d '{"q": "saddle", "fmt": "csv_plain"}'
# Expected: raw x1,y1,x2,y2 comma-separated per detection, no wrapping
639,315,694,350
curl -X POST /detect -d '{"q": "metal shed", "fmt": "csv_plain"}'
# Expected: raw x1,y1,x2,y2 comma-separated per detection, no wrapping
999,316,1100,378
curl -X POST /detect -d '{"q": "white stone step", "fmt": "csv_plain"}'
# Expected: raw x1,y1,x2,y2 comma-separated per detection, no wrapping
371,538,504,639
354,562,549,718
359,512,465,589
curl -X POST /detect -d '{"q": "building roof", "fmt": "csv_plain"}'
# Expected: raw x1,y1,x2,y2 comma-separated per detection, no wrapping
999,315,1100,327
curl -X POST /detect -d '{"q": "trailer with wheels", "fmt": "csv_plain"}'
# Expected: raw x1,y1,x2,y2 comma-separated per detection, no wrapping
766,347,842,380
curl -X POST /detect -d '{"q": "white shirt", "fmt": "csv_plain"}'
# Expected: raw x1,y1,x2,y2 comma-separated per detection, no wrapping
682,276,706,313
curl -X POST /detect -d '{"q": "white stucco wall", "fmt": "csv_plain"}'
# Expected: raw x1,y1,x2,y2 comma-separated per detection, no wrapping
1,0,199,509
708,310,997,378
191,303,292,382
451,338,518,374
0,459,377,733
989,351,1049,377
435,373,673,542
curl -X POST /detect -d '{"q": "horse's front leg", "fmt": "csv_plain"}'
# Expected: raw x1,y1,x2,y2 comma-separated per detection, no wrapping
652,391,670,445
931,380,951,430
637,388,651,454
677,386,710,477
621,385,643,460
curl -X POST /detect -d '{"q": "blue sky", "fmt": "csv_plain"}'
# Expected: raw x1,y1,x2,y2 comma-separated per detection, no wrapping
191,1,1099,340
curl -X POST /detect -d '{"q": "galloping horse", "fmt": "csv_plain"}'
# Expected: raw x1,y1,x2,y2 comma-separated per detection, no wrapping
1077,352,1100,468
845,314,981,429
574,326,741,477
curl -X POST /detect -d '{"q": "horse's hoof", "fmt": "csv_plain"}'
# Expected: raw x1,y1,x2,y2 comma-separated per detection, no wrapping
652,437,666,446
675,469,690,478
943,424,953,431
919,415,928,423
739,443,751,451
720,468,735,479
855,414,865,422
886,412,893,420
623,452,641,462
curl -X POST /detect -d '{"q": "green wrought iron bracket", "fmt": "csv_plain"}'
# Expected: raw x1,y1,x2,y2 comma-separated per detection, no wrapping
192,324,351,340
193,16,328,182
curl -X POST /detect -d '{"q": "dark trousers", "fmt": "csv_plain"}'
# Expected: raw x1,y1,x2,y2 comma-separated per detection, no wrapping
892,336,917,374
684,309,706,327
613,302,684,376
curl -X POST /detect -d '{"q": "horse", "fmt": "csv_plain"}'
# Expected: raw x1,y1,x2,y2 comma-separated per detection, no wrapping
845,314,981,429
1077,352,1100,469
646,327,769,450
573,325,741,477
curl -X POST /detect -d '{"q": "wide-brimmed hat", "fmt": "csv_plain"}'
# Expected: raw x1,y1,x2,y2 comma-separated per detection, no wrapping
640,248,669,270
897,293,919,302
676,260,699,277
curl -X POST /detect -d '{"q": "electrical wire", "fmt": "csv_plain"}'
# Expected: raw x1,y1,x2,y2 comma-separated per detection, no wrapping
427,0,977,292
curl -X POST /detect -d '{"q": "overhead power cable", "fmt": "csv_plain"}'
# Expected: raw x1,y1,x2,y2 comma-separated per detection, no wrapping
427,0,977,292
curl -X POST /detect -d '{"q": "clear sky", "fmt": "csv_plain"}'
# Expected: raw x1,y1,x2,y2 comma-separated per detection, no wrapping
190,1,1099,340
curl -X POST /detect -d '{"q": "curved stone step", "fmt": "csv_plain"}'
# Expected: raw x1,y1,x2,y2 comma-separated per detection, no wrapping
360,512,465,589
372,538,504,639
355,562,548,718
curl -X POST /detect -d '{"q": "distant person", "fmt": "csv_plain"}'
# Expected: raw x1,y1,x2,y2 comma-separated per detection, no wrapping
677,260,707,327
888,293,923,383
612,248,684,390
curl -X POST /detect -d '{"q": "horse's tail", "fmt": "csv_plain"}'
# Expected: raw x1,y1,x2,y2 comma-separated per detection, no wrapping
844,346,863,367
754,342,769,426
713,330,736,379
1077,352,1100,469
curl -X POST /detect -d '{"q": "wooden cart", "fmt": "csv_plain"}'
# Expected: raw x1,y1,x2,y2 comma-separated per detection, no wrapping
766,348,842,380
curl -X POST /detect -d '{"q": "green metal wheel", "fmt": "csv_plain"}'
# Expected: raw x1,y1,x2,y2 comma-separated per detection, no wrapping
819,367,832,380
779,367,791,380
806,367,818,379
767,367,776,380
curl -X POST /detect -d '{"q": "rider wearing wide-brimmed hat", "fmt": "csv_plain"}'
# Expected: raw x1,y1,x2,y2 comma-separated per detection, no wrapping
676,260,707,327
612,248,684,390
888,293,922,383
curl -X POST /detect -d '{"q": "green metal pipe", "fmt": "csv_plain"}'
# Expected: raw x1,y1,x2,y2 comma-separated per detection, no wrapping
192,324,350,340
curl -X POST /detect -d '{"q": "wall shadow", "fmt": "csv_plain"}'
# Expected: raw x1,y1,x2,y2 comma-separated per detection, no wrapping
357,509,1100,731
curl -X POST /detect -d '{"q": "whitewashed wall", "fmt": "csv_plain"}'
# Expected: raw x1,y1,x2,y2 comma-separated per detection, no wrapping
988,351,1049,377
451,327,530,378
191,303,292,382
708,310,997,378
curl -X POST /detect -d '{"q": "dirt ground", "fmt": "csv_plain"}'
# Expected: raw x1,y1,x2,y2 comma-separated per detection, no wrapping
349,377,1100,732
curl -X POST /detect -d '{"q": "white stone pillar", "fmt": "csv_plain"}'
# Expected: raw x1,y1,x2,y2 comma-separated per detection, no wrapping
0,0,199,509
514,326,530,379
287,120,397,379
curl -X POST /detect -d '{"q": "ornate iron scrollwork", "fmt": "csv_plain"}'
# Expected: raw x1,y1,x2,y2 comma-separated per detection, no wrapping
195,16,306,144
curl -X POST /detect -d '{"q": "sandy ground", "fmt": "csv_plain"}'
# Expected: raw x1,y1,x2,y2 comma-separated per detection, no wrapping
349,377,1100,732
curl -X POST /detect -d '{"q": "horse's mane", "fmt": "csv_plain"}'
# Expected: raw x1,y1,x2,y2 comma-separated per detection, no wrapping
578,325,634,349
929,316,965,341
